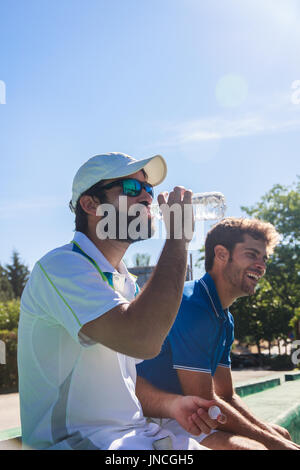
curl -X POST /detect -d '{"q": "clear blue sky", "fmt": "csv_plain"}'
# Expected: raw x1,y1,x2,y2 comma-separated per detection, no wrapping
0,0,300,271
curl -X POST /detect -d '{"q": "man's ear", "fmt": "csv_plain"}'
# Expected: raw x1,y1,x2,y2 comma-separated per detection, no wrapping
214,245,230,264
79,195,99,216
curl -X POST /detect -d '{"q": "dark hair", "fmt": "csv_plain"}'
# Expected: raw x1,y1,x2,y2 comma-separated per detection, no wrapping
69,169,148,234
69,180,108,234
205,217,280,272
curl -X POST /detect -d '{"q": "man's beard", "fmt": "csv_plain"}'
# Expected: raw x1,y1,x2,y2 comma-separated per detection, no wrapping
96,207,156,244
115,211,155,244
223,261,256,298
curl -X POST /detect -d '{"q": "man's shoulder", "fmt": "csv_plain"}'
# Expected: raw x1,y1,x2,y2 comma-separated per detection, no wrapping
182,279,209,307
174,280,213,325
39,242,72,260
36,242,76,269
31,242,98,282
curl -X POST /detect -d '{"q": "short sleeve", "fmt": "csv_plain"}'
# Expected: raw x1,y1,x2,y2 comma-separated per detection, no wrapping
29,250,129,345
169,298,217,375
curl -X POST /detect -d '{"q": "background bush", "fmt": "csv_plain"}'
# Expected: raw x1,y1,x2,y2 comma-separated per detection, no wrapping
0,299,20,330
0,300,20,392
0,328,18,393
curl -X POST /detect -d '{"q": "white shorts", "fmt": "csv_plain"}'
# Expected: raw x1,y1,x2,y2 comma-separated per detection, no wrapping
107,419,210,450
154,418,218,445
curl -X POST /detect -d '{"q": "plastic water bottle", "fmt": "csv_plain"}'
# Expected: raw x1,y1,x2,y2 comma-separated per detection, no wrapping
191,192,226,220
151,192,226,221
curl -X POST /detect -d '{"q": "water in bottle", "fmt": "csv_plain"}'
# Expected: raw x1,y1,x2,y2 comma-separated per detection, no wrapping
151,191,226,221
192,192,226,220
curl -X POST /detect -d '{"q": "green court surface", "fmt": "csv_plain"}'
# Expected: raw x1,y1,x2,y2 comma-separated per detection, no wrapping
243,379,300,422
243,379,300,443
0,427,21,441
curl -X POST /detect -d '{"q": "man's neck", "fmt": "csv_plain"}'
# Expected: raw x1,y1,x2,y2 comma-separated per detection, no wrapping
208,270,237,310
85,228,129,270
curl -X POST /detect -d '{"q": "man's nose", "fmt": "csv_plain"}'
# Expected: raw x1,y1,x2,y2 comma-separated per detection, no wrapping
140,188,153,203
255,258,266,273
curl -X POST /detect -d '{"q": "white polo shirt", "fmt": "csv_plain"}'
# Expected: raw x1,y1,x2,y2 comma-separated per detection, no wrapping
18,232,208,451
18,231,152,449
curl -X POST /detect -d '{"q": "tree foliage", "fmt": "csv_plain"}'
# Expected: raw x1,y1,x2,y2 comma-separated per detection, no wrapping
234,176,300,347
0,264,14,302
5,250,30,298
241,177,300,246
133,253,151,267
0,299,21,330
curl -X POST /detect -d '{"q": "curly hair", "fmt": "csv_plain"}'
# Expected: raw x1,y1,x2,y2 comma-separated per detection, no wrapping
205,217,280,272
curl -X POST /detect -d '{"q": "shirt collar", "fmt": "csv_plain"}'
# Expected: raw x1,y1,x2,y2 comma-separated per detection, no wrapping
72,232,138,300
200,272,228,319
73,231,127,275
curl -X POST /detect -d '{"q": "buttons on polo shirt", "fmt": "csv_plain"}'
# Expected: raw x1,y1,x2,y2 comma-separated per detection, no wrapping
112,273,126,293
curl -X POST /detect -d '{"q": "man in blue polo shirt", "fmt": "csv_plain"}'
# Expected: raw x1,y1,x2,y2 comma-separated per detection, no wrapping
137,217,300,450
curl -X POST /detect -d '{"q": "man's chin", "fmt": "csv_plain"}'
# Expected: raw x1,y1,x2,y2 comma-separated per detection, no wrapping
117,219,156,244
95,213,156,243
127,225,156,244
240,284,257,297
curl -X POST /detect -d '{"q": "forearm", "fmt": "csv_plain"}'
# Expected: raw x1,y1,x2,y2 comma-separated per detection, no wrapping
136,376,218,436
230,393,276,433
229,393,297,445
215,394,297,450
128,239,188,354
136,376,180,419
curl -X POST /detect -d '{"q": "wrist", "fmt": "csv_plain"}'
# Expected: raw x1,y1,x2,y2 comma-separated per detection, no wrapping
166,394,182,420
164,238,190,252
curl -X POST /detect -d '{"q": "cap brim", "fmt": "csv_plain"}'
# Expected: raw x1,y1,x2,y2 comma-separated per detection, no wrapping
103,154,167,187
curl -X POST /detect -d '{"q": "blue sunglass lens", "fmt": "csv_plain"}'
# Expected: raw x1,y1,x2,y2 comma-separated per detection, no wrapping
122,179,154,198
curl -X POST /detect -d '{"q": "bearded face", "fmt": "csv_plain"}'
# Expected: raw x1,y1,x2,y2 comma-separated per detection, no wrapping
95,190,156,243
222,235,267,298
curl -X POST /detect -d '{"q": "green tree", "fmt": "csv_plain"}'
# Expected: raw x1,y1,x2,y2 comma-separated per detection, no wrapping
0,265,14,301
133,253,151,267
233,277,293,354
0,299,21,330
5,251,30,298
241,177,300,245
237,176,300,346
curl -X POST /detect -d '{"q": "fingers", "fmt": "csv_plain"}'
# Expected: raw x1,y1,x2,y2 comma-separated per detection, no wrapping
182,189,193,204
193,398,227,424
188,409,216,436
193,397,217,410
189,398,226,434
157,191,168,206
197,408,219,430
158,187,193,205
186,416,201,436
217,413,227,424
157,186,194,243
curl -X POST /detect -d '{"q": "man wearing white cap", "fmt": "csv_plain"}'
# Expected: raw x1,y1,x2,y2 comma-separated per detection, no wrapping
18,152,217,450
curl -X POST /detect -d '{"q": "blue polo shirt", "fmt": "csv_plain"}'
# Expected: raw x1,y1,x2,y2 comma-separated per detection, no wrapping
136,273,234,395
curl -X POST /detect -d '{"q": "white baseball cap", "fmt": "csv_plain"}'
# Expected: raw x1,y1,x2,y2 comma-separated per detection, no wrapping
71,152,167,209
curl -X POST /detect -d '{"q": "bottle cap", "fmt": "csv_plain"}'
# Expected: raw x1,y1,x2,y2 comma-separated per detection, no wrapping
208,405,221,420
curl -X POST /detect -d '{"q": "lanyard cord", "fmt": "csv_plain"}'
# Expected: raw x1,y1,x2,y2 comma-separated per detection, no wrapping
71,240,140,296
71,240,112,287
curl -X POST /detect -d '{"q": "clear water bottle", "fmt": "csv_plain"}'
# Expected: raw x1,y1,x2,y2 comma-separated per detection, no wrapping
151,191,226,221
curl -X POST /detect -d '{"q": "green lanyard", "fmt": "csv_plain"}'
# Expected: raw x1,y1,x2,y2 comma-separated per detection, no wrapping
71,240,139,296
